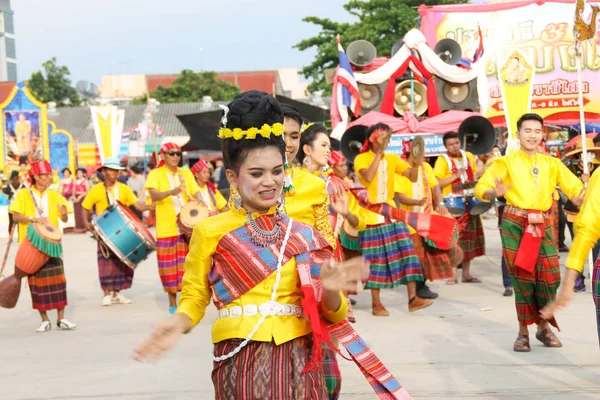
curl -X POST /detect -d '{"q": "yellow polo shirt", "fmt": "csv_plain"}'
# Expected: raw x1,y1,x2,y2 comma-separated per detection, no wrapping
9,187,72,243
433,151,478,196
145,166,200,238
474,150,583,211
81,182,138,216
177,207,348,344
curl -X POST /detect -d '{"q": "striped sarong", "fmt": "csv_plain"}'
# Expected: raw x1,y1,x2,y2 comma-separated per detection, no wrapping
593,257,600,347
460,214,485,262
411,233,455,281
97,244,134,291
212,336,327,400
359,222,423,289
28,257,67,311
323,346,341,400
502,206,560,328
157,235,188,293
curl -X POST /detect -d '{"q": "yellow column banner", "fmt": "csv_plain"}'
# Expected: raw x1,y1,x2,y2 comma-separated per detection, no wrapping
90,106,124,163
498,50,535,153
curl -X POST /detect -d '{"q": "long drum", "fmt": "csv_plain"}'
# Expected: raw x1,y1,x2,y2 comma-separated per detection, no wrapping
92,201,156,270
0,222,63,309
177,200,209,240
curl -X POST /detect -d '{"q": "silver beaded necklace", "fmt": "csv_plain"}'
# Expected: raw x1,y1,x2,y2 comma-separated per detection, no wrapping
246,212,283,247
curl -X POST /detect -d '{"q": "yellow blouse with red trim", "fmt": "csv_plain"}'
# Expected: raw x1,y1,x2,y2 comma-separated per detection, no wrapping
177,206,348,344
284,167,336,247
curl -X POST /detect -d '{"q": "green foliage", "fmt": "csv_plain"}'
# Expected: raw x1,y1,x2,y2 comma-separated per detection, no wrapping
27,57,81,107
132,70,241,104
294,0,468,94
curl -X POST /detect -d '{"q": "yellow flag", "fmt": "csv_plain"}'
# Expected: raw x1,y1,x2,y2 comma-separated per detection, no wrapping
498,50,534,153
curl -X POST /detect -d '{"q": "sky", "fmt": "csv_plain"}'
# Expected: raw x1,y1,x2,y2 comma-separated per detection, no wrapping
13,0,356,85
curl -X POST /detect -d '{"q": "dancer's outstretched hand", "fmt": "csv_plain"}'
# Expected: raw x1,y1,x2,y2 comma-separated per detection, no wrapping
321,256,370,293
540,286,574,321
132,314,190,364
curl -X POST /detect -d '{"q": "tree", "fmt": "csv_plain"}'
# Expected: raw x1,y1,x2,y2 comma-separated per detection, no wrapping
27,57,81,107
132,70,241,104
294,0,469,94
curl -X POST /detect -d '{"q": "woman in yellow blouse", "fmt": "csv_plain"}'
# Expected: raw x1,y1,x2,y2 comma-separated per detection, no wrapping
133,91,366,399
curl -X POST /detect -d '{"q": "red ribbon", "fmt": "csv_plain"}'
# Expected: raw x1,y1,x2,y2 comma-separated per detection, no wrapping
380,55,441,117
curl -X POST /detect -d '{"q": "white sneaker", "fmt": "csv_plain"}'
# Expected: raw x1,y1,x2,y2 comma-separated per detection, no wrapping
102,295,112,306
57,319,77,330
113,293,133,304
36,321,51,333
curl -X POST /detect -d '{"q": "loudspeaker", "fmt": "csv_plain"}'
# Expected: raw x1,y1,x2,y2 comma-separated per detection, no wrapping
358,83,385,112
458,116,496,155
433,39,462,65
347,40,377,67
433,76,479,112
394,80,428,116
341,125,369,163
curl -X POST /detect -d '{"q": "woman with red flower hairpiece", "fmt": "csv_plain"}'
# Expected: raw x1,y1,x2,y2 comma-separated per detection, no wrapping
190,160,227,215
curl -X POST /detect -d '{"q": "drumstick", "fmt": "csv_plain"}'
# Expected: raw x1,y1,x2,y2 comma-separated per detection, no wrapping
0,224,17,279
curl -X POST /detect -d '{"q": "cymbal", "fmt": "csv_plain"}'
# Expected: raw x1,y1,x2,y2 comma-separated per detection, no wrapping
454,181,477,191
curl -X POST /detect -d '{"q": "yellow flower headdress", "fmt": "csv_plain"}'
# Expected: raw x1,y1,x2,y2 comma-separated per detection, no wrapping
218,104,285,140
300,122,314,134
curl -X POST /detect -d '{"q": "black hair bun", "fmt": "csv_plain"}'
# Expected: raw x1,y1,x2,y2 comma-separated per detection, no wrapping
224,90,283,130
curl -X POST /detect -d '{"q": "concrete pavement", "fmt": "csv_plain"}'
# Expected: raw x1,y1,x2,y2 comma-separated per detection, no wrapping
1,217,600,399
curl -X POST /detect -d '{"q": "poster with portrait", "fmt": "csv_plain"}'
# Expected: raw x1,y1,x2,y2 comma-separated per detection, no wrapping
4,111,41,161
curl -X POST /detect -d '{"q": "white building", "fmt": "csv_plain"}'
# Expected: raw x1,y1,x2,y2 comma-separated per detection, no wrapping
0,0,16,82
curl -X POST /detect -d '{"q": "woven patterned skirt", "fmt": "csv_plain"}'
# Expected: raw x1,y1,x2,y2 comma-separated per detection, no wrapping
501,208,560,327
359,222,423,289
411,233,456,281
157,235,188,293
28,257,67,311
212,336,328,400
593,257,600,347
98,244,134,292
460,214,485,262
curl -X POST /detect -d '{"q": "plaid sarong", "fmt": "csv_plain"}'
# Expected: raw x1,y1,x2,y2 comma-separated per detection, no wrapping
411,233,455,281
212,336,328,400
359,222,423,289
460,214,485,262
98,243,134,292
502,206,560,328
593,257,600,347
28,257,67,311
157,235,188,293
323,346,342,399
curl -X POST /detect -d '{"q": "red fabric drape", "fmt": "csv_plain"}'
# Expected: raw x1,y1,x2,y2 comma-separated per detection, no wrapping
380,55,441,117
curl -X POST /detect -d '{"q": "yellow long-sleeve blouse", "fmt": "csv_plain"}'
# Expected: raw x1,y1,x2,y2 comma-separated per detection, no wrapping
474,150,583,211
177,206,348,345
566,171,600,273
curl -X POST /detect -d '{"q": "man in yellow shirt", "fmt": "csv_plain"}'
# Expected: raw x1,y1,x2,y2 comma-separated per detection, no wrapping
145,143,203,316
82,157,150,307
434,131,485,285
354,123,432,316
475,113,584,352
395,141,461,299
190,160,227,215
10,160,76,332
541,170,600,345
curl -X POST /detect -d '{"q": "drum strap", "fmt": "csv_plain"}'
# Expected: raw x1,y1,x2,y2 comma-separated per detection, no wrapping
104,183,119,208
28,189,48,218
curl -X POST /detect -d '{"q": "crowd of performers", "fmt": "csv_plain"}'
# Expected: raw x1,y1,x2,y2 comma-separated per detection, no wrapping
5,89,600,399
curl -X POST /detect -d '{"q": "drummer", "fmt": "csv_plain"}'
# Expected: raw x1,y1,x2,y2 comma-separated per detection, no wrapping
190,160,227,215
434,131,485,285
145,143,204,316
9,160,77,332
396,139,462,298
81,157,151,307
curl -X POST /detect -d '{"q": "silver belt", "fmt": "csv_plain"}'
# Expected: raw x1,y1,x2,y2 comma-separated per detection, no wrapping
218,301,303,320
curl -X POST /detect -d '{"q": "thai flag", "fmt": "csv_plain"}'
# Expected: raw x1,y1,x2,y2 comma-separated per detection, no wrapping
472,26,485,63
335,35,361,117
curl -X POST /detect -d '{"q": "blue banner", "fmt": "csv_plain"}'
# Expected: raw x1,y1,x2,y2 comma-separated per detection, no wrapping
385,133,446,157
